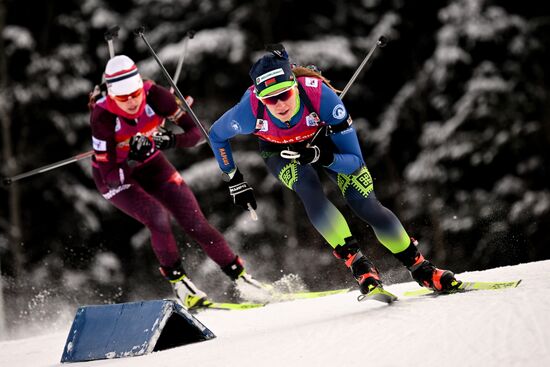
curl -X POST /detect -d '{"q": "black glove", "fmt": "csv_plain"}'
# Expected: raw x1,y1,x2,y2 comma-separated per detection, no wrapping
129,134,156,161
153,127,177,150
281,143,334,166
224,169,257,211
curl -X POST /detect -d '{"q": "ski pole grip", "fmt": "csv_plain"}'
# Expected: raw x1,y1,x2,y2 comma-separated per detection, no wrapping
104,25,120,59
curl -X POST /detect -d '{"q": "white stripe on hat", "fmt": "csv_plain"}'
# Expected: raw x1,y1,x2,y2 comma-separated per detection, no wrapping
256,68,285,84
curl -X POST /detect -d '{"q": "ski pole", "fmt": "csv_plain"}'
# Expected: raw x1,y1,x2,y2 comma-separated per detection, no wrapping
307,35,387,145
135,26,259,221
104,26,120,59
2,150,94,186
134,27,211,149
2,26,124,187
339,35,387,99
170,30,195,94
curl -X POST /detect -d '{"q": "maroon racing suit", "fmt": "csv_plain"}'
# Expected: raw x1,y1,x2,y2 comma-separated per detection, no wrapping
90,81,237,268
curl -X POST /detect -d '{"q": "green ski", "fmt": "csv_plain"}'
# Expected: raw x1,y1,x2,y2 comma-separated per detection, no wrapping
197,301,267,311
357,286,398,304
403,280,522,297
272,288,351,301
192,287,351,311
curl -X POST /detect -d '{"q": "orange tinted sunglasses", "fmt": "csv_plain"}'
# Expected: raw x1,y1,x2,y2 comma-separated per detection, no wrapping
112,88,143,102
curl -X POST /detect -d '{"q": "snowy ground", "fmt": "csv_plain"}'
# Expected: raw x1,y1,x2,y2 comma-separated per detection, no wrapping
1,260,549,367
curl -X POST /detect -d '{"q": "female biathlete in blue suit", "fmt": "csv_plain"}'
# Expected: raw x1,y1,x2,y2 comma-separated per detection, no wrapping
208,47,460,295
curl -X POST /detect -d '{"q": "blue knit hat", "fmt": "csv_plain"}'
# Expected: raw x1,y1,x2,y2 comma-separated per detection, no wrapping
249,46,295,97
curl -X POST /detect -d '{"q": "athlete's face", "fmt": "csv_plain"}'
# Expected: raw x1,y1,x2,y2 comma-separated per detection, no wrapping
111,88,144,114
259,85,298,121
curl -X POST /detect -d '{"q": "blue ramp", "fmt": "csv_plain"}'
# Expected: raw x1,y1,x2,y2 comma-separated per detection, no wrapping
60,300,215,363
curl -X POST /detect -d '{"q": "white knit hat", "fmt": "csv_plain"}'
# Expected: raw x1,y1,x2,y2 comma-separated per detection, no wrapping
104,55,143,96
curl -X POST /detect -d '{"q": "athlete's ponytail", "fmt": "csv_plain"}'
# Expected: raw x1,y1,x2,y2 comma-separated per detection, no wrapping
291,65,342,94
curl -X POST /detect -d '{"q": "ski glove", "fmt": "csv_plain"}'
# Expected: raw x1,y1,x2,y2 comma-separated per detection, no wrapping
224,168,257,211
129,134,157,161
153,127,177,150
280,144,334,166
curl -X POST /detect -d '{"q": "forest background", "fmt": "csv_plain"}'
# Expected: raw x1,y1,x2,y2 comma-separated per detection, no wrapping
0,0,548,335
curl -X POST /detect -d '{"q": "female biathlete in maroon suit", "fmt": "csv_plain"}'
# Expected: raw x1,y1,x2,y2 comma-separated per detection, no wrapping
89,55,264,309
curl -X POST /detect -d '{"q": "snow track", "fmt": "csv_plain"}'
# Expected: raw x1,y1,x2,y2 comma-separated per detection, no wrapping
1,260,550,367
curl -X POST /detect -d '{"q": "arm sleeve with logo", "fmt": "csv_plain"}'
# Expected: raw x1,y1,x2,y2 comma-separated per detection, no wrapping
209,90,258,172
318,83,365,174
90,106,130,188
